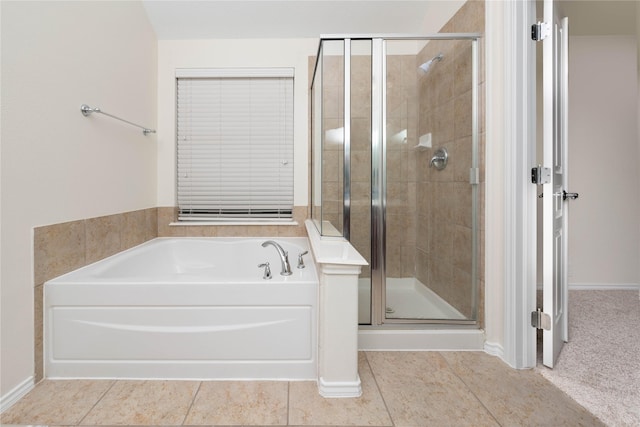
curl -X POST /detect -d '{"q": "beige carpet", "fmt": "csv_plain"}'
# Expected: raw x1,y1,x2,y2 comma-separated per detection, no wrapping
536,290,640,427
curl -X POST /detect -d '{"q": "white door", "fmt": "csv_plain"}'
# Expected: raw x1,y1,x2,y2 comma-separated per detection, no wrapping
541,0,570,368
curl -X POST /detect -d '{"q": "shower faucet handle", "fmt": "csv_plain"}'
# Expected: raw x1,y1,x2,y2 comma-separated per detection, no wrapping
297,251,309,269
258,262,272,280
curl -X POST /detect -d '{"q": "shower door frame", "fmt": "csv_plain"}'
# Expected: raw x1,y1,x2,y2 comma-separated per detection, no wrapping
314,34,482,326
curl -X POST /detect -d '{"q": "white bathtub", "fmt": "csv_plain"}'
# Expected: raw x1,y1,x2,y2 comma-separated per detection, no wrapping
44,237,318,380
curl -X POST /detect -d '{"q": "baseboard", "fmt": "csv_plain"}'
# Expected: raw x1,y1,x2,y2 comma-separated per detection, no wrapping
317,376,362,398
0,376,34,414
569,282,639,291
536,282,640,291
358,328,485,351
483,341,504,359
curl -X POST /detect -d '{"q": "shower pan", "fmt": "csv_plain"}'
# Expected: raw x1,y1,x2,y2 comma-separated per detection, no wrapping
311,34,482,327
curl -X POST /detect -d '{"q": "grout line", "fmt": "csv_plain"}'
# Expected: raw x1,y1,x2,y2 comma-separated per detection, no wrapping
287,381,291,426
363,351,395,427
438,352,503,427
76,379,117,426
181,380,203,426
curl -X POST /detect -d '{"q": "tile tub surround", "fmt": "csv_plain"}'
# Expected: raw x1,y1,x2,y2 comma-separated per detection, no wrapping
33,207,158,382
1,351,604,426
33,206,309,383
157,205,309,237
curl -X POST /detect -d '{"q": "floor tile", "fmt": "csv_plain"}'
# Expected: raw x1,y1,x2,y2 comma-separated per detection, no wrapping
80,380,199,425
366,351,499,427
183,381,288,425
440,351,606,426
0,380,113,426
288,353,393,426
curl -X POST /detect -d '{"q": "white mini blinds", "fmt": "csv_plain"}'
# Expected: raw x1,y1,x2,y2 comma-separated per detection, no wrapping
176,68,294,221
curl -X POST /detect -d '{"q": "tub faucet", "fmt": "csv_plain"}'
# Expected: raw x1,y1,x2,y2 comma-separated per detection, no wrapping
261,240,292,276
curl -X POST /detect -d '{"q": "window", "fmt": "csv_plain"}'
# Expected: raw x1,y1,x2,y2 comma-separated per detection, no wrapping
176,68,294,221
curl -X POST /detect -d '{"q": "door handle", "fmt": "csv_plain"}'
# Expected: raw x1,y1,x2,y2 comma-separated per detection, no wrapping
562,190,579,201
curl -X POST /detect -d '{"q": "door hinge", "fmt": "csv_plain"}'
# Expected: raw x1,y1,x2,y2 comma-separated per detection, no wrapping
531,165,550,184
531,22,550,41
531,308,551,330
469,167,480,185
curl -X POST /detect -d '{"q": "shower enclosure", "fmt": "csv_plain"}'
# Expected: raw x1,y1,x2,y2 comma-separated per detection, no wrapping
311,35,482,326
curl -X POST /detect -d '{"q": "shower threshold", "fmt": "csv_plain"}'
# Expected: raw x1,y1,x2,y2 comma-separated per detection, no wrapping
357,278,485,351
385,278,466,320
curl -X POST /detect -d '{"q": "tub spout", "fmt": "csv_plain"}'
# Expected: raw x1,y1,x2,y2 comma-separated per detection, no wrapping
261,240,292,276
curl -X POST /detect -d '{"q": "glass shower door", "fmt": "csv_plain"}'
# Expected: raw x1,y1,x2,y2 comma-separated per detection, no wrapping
383,38,478,323
348,40,373,324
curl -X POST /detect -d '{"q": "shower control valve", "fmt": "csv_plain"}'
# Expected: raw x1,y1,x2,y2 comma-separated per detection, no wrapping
258,262,272,280
297,251,309,269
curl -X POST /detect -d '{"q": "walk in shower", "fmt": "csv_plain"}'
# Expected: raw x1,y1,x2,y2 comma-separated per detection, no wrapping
311,35,482,326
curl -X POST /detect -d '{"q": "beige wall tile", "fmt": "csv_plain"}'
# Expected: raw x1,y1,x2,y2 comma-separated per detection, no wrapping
121,207,157,249
34,219,86,286
33,284,44,383
85,213,122,264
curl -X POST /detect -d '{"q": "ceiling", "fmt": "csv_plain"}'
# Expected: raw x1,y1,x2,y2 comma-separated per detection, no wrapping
142,1,455,40
142,0,637,40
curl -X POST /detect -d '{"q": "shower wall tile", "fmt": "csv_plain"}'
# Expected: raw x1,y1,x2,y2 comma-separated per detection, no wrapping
351,118,372,151
452,136,473,183
454,43,473,97
454,90,473,139
413,0,484,320
451,0,485,34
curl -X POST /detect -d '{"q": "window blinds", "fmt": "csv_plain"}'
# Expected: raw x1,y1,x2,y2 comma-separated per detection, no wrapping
176,69,294,221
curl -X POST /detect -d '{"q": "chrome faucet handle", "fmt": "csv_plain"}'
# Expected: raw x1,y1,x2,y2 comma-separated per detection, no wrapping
297,251,309,269
258,262,272,280
282,251,292,276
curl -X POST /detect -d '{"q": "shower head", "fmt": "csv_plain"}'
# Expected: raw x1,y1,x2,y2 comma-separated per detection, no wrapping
418,53,444,74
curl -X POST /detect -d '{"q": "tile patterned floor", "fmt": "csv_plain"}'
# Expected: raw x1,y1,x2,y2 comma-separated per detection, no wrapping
1,351,605,427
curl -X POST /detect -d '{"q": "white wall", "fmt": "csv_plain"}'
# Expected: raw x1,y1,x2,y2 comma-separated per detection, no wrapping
1,1,157,398
568,36,640,287
157,39,319,207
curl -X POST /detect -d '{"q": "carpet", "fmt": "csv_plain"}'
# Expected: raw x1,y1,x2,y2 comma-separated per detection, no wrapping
535,290,640,427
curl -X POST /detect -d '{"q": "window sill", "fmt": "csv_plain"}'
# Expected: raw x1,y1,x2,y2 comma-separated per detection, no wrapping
169,220,299,227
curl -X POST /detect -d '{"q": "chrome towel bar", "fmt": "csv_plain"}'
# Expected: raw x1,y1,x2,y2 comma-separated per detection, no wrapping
80,104,156,136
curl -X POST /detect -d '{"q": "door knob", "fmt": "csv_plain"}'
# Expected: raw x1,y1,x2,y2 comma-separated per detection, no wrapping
563,190,579,200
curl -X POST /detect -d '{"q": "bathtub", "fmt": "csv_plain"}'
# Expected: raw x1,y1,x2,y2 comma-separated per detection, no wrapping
44,237,318,380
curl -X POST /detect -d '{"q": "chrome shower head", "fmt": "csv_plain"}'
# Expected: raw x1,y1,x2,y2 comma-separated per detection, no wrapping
418,53,444,74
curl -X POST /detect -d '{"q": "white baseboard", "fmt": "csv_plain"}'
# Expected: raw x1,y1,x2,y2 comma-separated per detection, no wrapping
358,328,485,351
317,376,362,398
569,282,639,291
0,376,34,414
483,341,504,359
536,282,640,291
